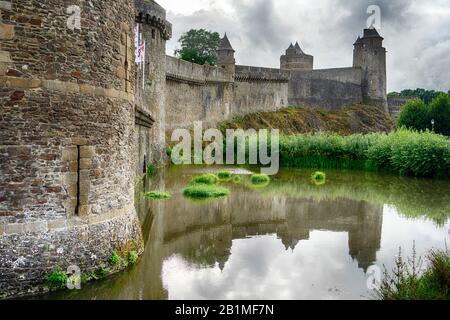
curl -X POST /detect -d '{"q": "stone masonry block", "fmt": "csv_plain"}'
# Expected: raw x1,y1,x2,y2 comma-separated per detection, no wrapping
79,158,92,169
68,161,78,172
79,205,91,217
79,179,90,196
79,195,89,206
62,147,77,161
79,146,94,158
67,183,77,198
0,1,12,11
0,24,14,40
0,51,12,63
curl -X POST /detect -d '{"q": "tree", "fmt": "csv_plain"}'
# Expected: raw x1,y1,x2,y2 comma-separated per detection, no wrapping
429,93,450,136
175,29,221,65
388,88,449,105
398,99,431,131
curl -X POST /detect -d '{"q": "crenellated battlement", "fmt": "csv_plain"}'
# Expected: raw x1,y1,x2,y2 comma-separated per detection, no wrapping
135,0,172,40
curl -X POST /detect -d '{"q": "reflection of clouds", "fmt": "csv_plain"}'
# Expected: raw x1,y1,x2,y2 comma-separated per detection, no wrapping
377,205,450,271
162,231,371,299
161,205,450,300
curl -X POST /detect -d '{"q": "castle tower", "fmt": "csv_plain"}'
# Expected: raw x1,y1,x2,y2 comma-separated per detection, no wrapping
353,28,388,111
280,41,313,71
135,0,172,169
0,0,142,296
216,33,235,75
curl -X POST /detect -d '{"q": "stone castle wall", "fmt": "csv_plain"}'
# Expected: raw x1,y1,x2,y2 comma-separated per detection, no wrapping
288,67,364,110
164,60,289,130
0,0,143,297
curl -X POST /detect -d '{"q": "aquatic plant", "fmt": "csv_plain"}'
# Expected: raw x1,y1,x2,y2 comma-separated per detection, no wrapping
191,173,219,185
311,171,326,181
311,171,326,186
183,184,230,199
45,268,67,289
232,175,241,183
376,247,450,300
146,164,157,177
128,251,139,265
108,251,122,266
144,191,172,200
217,170,232,181
251,174,271,184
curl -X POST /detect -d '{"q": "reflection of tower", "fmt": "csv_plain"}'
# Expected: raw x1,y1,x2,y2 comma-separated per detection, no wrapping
348,202,383,271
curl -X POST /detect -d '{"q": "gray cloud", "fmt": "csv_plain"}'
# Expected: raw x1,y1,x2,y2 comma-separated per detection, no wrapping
165,0,450,92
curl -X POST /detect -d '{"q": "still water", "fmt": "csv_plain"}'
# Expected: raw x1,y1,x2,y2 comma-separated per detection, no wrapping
48,166,449,300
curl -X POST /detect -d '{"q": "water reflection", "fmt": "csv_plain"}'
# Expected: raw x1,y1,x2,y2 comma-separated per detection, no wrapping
47,166,450,300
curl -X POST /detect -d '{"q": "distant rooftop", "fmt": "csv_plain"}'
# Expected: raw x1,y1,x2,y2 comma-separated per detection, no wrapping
218,33,234,51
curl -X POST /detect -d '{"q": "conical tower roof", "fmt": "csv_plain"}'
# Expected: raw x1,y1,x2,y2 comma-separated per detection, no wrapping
218,33,234,51
294,42,305,54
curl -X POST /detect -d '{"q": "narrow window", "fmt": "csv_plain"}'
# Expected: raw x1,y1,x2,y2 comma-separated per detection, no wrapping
152,29,156,39
75,145,81,215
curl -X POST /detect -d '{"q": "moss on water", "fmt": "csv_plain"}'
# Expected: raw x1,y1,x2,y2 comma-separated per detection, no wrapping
183,184,230,199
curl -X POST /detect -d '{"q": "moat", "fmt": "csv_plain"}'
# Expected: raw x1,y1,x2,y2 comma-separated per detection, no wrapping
43,166,449,300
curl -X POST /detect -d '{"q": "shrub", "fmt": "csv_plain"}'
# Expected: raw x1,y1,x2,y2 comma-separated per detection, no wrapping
128,251,139,265
183,184,230,199
108,251,122,266
232,175,241,183
398,99,431,131
45,269,67,289
144,191,172,200
377,248,450,300
191,173,219,185
217,170,232,181
250,174,271,184
429,93,450,136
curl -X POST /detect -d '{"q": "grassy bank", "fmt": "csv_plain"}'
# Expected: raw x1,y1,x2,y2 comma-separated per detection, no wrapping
218,104,394,136
278,129,450,178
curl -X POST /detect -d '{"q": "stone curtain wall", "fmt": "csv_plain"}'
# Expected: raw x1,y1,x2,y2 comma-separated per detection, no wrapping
233,65,289,116
288,67,364,110
165,55,234,130
0,0,142,297
164,59,289,130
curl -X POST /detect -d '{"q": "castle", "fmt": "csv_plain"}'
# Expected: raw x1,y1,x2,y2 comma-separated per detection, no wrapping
0,0,388,297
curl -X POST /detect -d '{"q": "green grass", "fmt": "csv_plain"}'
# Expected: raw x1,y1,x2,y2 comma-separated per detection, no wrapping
377,248,450,300
144,191,172,200
217,170,232,181
108,251,123,266
191,173,219,185
128,251,139,265
45,269,67,289
278,129,450,178
250,174,271,184
183,184,230,199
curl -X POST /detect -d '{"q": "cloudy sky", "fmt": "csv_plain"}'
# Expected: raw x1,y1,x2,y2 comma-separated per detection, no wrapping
157,0,450,92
